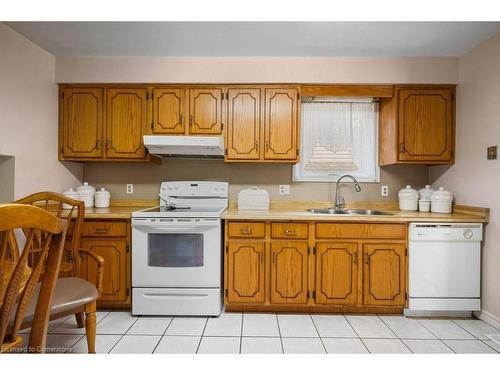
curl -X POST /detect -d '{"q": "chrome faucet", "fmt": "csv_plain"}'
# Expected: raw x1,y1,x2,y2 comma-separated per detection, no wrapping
334,175,362,208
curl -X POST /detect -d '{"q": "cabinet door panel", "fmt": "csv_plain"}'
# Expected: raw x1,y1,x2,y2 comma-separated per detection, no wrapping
226,88,261,160
363,243,405,306
270,242,308,304
316,243,358,305
152,88,185,134
106,88,148,159
189,88,223,134
62,88,103,158
80,239,128,303
264,88,298,160
398,89,453,162
226,241,265,303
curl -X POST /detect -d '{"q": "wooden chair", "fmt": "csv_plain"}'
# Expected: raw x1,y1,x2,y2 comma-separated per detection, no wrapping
0,204,67,353
14,192,104,353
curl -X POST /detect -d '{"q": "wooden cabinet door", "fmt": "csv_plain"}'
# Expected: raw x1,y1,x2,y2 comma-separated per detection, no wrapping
226,241,265,303
189,88,223,134
105,88,148,159
363,243,406,306
264,87,298,160
80,238,128,303
270,242,308,304
61,87,103,158
315,243,358,305
398,88,453,162
152,88,186,134
226,88,261,160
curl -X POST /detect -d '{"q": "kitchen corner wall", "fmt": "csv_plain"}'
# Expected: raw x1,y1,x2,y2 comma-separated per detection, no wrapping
430,32,500,322
0,24,82,199
83,161,428,202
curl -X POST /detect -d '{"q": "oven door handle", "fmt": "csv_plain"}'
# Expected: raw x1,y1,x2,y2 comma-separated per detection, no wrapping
142,292,210,299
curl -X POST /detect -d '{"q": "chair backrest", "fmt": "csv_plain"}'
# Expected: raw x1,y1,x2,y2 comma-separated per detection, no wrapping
14,192,85,277
0,204,67,353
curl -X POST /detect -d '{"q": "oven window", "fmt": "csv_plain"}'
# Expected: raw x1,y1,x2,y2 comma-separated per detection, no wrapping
148,233,204,267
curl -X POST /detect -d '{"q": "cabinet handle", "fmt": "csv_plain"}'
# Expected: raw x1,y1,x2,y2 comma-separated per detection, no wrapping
365,254,370,264
94,228,109,234
255,141,259,151
95,139,100,150
400,143,405,152
353,253,358,264
260,251,264,263
272,253,276,263
284,229,296,236
189,115,193,126
265,140,269,152
240,227,252,235
105,140,110,150
179,114,183,124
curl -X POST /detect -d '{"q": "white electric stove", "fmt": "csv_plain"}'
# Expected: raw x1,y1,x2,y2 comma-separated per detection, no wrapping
131,181,228,316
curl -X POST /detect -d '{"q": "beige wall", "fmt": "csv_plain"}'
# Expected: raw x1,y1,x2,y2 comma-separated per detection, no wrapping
430,32,500,321
56,56,458,83
0,24,82,199
84,161,428,203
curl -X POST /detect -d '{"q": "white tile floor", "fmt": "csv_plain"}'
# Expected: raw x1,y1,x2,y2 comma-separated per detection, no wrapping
20,311,500,354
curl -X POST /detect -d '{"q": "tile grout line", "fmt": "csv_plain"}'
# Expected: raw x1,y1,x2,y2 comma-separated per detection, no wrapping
151,317,174,353
195,318,209,354
106,312,139,353
309,314,327,354
450,319,486,340
275,314,285,354
344,315,371,353
411,317,460,352
376,315,413,353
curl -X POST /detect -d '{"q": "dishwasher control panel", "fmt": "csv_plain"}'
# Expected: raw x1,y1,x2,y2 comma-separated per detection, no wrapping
409,223,483,242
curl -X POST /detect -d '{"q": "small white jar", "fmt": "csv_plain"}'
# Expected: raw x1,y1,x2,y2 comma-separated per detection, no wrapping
419,185,435,201
430,187,454,213
94,188,111,208
418,199,431,212
76,182,96,208
62,188,80,209
398,185,419,211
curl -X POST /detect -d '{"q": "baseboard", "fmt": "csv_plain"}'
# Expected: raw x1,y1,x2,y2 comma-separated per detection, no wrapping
474,309,500,329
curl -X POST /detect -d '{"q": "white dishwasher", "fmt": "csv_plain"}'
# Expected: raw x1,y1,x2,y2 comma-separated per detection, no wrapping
405,223,483,317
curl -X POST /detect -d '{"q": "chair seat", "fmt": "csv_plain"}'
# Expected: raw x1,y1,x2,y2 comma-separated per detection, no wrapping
20,277,98,325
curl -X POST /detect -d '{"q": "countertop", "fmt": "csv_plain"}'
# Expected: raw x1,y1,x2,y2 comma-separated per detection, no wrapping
220,202,489,223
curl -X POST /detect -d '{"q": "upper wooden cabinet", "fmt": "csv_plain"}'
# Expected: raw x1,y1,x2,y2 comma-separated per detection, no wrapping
106,88,148,159
60,87,103,159
225,86,300,162
152,88,186,134
189,88,223,134
379,85,455,165
264,88,299,160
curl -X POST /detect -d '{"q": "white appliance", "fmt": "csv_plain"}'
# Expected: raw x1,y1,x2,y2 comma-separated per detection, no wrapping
143,135,224,158
132,181,228,316
405,223,483,317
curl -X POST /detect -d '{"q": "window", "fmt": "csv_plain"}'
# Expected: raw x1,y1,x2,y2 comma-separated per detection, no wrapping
293,97,380,182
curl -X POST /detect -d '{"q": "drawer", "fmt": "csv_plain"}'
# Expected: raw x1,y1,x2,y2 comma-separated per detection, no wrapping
227,221,265,238
271,222,308,239
316,223,406,240
75,221,128,237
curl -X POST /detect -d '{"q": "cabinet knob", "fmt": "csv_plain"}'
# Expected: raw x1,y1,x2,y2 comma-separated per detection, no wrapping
95,139,100,150
400,143,406,152
255,141,259,151
284,229,296,236
353,253,358,264
105,140,110,150
265,140,270,152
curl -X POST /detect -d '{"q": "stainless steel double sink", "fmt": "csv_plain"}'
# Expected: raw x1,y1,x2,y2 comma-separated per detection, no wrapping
307,208,394,216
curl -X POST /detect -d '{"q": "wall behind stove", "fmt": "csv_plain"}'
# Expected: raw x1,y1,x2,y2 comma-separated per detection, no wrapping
83,160,428,203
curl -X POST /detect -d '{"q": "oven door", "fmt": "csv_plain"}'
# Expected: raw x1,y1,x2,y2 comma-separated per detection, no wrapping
132,218,221,288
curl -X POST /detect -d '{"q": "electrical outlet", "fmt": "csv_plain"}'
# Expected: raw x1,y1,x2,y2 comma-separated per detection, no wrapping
279,185,290,195
381,185,389,197
126,184,134,194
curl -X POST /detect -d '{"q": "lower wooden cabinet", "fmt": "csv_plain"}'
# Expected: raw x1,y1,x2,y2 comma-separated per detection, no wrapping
224,220,407,313
270,242,308,304
226,241,265,303
73,219,131,309
363,243,406,306
315,242,358,305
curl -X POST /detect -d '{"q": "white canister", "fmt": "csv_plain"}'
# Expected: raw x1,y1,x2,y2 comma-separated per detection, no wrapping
419,185,435,200
398,185,419,211
430,187,454,213
62,188,80,209
76,182,96,208
94,188,111,208
418,199,431,212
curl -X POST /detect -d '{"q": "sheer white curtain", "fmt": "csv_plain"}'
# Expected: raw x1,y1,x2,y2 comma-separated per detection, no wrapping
293,100,379,182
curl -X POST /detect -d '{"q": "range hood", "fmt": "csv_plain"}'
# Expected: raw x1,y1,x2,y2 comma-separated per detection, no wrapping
143,135,225,158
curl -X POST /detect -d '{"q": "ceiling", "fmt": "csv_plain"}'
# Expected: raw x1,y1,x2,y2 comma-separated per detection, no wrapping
6,22,500,57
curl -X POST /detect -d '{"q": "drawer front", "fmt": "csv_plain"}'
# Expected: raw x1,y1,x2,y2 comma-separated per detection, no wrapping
80,221,128,237
227,222,266,238
271,222,308,239
316,223,406,240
